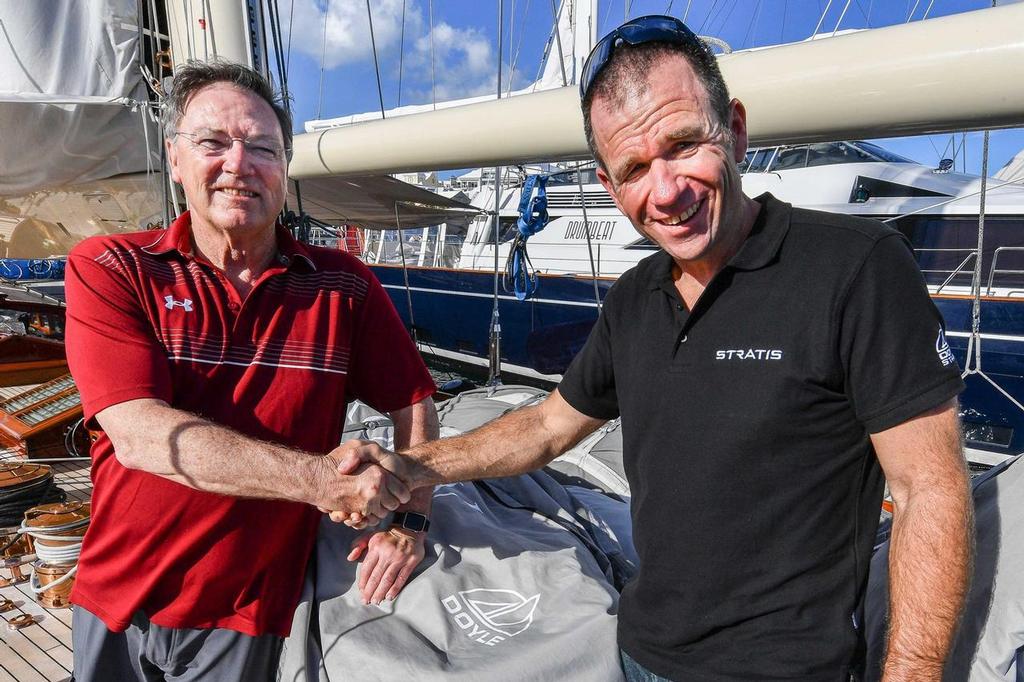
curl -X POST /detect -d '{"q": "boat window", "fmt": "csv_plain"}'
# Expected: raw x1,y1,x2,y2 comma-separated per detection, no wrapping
806,142,875,167
742,148,774,174
852,141,916,164
738,151,754,173
769,147,809,171
547,168,600,186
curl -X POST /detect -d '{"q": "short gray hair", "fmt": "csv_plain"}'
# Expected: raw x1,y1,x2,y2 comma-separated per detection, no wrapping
162,60,293,160
581,41,731,171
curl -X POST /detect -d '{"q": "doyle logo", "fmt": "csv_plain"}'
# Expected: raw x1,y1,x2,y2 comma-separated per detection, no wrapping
164,295,194,312
441,588,540,647
936,326,954,367
715,348,783,361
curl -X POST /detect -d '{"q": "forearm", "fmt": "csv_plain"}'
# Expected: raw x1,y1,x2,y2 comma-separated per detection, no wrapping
883,477,973,680
403,391,598,489
98,399,327,505
391,398,439,515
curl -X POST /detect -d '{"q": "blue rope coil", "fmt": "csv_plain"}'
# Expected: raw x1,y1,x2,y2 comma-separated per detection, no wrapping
503,175,549,301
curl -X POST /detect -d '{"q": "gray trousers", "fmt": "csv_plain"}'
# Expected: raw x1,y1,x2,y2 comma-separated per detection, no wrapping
72,606,283,682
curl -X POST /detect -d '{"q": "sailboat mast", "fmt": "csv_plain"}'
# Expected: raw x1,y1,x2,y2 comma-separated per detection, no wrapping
164,0,268,75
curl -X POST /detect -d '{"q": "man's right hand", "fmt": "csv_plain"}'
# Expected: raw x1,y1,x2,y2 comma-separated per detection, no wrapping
310,442,411,520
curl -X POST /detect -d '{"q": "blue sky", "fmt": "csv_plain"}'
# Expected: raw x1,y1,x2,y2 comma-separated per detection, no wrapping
274,0,1023,177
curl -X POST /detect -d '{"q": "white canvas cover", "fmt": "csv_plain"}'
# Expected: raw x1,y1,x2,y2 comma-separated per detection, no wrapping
0,0,156,196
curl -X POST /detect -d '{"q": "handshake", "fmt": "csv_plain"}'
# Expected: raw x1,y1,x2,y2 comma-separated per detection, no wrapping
311,439,427,528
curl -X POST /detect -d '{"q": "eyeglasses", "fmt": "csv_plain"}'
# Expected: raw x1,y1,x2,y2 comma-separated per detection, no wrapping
173,130,289,163
579,15,704,99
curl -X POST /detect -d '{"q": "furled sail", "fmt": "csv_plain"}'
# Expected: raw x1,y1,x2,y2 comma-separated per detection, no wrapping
0,0,157,196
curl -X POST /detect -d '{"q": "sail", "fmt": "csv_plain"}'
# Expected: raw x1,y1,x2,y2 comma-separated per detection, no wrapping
0,0,157,197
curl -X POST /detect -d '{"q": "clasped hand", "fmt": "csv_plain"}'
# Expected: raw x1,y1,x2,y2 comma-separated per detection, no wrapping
315,440,424,604
316,439,415,527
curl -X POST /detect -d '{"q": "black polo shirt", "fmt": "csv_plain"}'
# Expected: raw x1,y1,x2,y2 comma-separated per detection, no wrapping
559,193,964,681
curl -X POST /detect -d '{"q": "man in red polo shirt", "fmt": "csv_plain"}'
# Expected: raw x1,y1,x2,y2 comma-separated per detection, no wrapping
64,61,438,681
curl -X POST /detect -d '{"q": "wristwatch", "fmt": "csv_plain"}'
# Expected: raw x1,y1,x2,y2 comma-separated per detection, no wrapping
391,511,431,533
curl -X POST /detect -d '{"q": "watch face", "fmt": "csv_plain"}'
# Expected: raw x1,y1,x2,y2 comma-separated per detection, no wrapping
405,514,428,532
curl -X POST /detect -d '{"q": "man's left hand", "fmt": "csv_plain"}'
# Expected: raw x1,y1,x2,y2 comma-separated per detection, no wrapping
347,527,426,605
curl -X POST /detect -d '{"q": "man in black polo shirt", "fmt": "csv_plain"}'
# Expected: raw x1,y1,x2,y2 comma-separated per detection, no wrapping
335,15,973,682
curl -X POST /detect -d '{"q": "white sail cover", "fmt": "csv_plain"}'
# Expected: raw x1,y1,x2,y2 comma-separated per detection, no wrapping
996,148,1024,185
0,0,156,196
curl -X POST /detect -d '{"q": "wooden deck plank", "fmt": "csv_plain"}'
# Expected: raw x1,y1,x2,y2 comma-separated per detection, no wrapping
0,451,89,681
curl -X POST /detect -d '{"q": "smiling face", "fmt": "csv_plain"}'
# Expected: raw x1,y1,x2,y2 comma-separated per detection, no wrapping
166,82,288,240
590,54,753,276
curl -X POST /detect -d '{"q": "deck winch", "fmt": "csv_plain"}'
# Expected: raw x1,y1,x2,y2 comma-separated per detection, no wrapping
19,500,90,608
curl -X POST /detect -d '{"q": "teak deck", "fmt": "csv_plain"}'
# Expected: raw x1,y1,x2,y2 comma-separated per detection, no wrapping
0,449,91,682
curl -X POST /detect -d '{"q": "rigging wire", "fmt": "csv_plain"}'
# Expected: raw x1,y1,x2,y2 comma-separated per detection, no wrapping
665,1,674,15
429,0,437,110
489,0,506,387
698,0,724,33
508,0,532,96
741,0,764,48
831,0,853,35
921,0,936,20
543,0,601,311
905,0,922,21
365,0,387,119
574,162,604,313
683,0,693,22
397,0,406,106
286,0,296,74
549,0,568,89
780,0,788,43
960,131,1024,414
811,0,834,36
393,207,419,344
316,0,329,119
712,0,742,38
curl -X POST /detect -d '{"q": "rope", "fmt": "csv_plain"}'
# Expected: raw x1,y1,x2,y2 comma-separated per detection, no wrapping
503,175,548,300
18,517,87,594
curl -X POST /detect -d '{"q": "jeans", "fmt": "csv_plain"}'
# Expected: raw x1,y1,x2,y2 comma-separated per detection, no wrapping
621,650,675,682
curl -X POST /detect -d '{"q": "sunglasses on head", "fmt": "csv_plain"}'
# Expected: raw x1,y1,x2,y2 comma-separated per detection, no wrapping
579,15,704,99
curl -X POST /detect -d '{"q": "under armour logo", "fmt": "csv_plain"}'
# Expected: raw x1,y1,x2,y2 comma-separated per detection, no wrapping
164,295,194,312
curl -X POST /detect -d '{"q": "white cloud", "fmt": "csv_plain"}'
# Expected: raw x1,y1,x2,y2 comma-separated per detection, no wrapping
407,22,528,102
284,2,530,104
284,0,418,70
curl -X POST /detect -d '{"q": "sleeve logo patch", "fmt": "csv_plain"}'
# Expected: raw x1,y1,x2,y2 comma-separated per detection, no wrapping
936,326,955,367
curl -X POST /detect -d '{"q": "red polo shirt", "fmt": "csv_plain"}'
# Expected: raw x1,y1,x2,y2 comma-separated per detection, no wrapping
64,212,435,636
